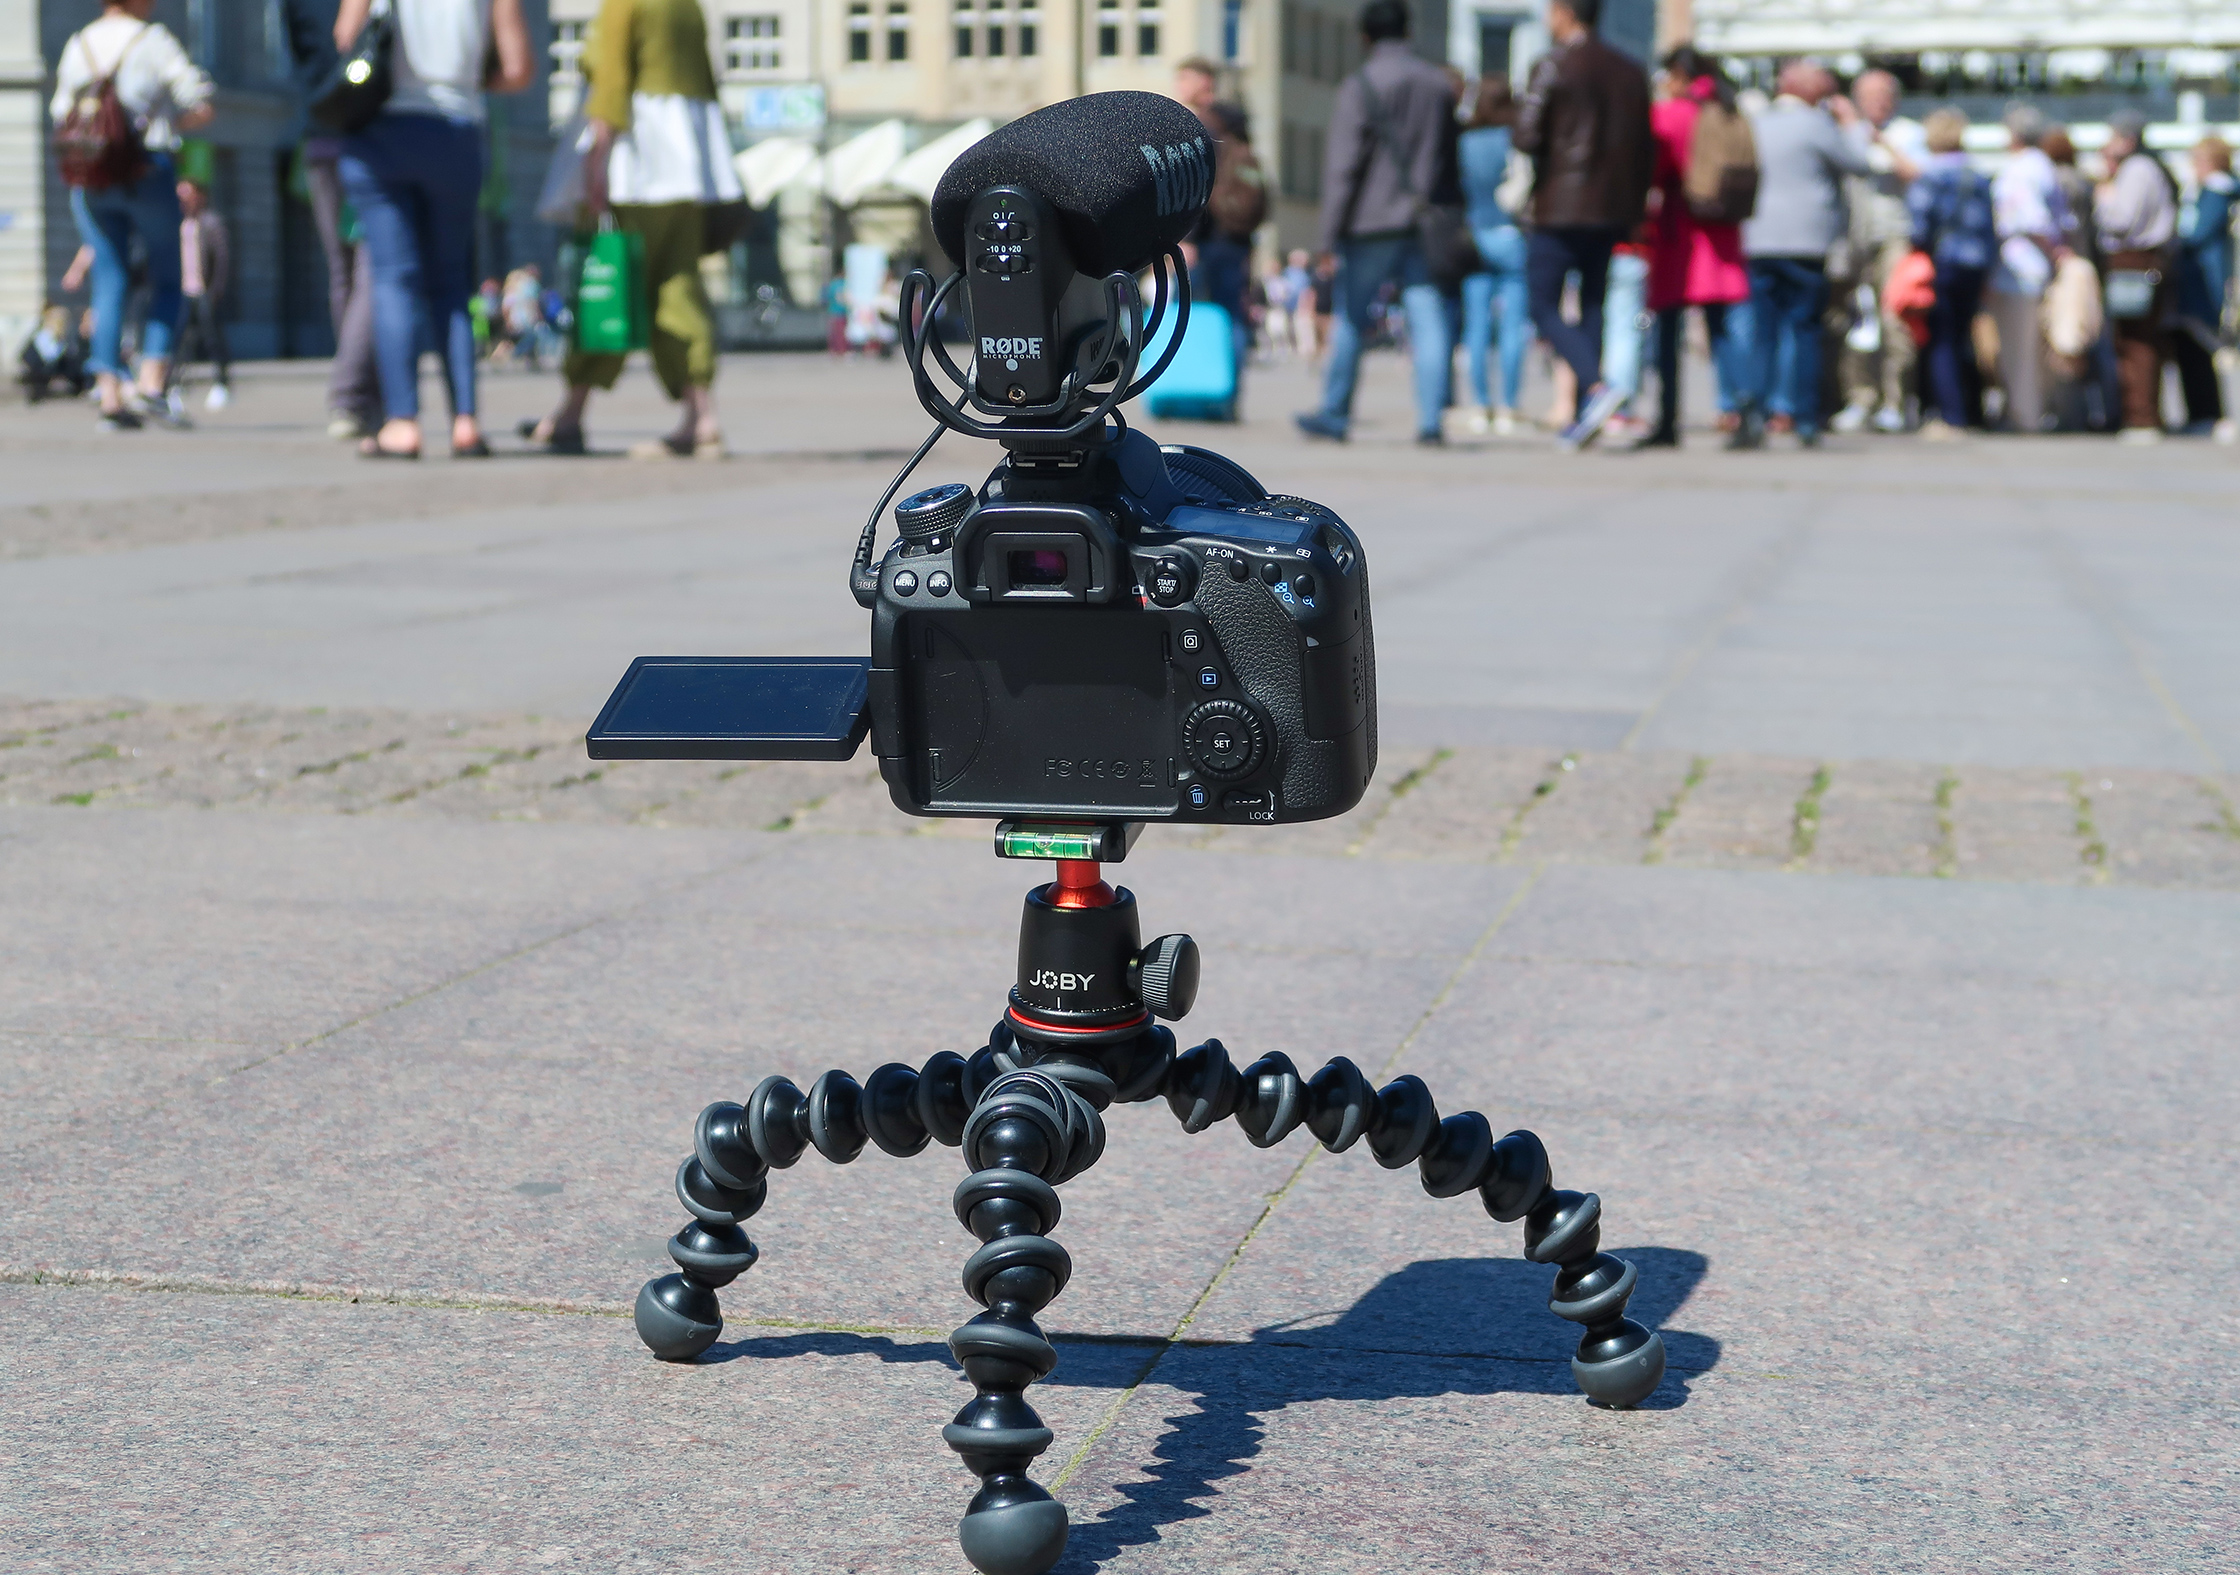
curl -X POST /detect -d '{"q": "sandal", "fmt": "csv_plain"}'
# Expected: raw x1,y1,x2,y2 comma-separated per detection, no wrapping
358,437,421,460
453,437,493,458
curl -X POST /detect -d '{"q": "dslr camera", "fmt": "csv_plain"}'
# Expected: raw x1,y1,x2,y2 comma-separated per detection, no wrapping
588,92,1377,828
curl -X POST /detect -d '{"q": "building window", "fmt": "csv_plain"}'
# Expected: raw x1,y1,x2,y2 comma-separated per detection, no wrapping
956,0,975,57
1018,0,1038,55
551,19,587,80
1137,0,1161,57
987,0,1005,56
728,14,782,71
1097,0,1120,57
1223,0,1242,61
888,1,910,60
848,2,871,62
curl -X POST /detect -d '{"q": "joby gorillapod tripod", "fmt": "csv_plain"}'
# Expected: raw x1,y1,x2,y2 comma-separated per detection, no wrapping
631,822,1667,1575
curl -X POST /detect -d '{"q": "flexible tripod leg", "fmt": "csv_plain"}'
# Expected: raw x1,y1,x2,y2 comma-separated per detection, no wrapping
1162,1040,1667,1407
943,1058,1110,1575
635,1052,991,1360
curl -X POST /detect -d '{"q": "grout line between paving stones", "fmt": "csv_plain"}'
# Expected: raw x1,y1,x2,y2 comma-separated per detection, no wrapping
1619,522,1812,751
1045,864,1549,1493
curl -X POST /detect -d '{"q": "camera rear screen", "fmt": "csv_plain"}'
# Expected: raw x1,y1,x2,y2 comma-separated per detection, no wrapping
906,609,1175,815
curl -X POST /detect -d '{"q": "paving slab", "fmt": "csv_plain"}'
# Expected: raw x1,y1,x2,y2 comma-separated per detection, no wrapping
0,1280,1144,1575
1047,1340,2233,1574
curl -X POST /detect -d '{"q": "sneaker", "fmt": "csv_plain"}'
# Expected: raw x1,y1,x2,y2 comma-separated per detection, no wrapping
327,409,372,441
2216,418,2239,446
1919,418,1964,443
97,408,144,432
1294,411,1348,442
1456,403,1490,436
134,390,191,429
1724,408,1765,450
204,382,231,412
1872,406,1909,434
1414,429,1446,448
1558,382,1629,451
1829,400,1872,435
1491,406,1519,437
2116,426,2164,445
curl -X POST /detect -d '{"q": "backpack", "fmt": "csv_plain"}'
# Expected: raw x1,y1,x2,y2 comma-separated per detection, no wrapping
55,25,152,192
1684,98,1757,224
1206,132,1269,239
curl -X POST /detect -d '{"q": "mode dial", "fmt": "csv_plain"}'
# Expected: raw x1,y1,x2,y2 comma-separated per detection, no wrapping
1182,699,1267,780
1133,934,1200,1021
895,482,975,543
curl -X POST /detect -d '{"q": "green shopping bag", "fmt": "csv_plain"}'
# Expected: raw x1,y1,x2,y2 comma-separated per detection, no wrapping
573,223,647,354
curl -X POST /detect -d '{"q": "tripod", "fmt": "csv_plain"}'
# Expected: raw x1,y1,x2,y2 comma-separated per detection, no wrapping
633,826,1667,1575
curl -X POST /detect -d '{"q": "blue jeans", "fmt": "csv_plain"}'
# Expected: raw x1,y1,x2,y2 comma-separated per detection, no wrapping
1654,304,1751,433
1459,224,1529,409
1744,257,1830,433
1602,252,1651,404
1190,236,1253,369
339,113,485,421
1527,224,1621,391
70,156,182,379
1926,264,1988,428
1318,233,1451,437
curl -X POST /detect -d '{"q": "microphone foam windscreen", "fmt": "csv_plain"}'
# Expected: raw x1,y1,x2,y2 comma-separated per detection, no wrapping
932,92,1213,278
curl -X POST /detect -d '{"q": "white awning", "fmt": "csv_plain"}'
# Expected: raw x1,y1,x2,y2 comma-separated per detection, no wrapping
820,119,910,208
883,119,995,204
733,136,818,208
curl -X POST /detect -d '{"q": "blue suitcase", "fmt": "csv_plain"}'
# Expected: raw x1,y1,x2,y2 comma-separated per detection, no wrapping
1144,301,1239,422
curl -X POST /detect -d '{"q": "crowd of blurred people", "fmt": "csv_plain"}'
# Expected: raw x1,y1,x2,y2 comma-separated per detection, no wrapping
28,0,2238,459
1260,0,2240,449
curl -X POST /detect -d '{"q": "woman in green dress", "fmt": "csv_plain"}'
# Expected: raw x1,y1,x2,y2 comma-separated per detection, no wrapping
528,0,741,457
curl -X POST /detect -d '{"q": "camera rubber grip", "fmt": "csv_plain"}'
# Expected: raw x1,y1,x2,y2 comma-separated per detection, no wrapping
1191,569,1359,816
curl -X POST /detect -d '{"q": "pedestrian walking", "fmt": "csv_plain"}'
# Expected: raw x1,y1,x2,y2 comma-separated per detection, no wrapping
1454,73,1530,436
524,0,744,458
1830,69,1925,433
1175,56,1267,375
1736,61,1870,446
333,0,535,460
50,0,214,432
1907,108,1997,439
1641,45,1752,447
2095,108,2179,443
1987,106,2067,434
281,0,381,440
1295,0,1460,446
2172,135,2235,434
174,176,232,409
1511,0,1654,449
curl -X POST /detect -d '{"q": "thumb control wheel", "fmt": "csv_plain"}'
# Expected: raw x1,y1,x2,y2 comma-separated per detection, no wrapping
1182,699,1266,780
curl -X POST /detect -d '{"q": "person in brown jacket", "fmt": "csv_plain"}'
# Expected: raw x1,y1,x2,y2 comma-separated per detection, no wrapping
1513,0,1653,448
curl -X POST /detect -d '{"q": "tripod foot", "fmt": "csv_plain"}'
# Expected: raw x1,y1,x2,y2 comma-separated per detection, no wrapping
957,1486,1069,1575
635,1272,724,1361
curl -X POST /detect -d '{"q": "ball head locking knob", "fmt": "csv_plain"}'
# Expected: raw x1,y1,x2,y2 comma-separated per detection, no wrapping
895,481,975,544
1134,934,1200,1021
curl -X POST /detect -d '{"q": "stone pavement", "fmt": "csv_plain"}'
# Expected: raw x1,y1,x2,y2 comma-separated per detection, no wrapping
3,354,2236,1573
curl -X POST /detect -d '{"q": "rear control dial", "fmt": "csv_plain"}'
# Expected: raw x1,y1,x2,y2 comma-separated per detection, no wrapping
1182,699,1267,780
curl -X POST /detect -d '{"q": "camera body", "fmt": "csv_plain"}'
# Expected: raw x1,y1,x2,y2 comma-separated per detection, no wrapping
865,429,1375,826
586,91,1379,831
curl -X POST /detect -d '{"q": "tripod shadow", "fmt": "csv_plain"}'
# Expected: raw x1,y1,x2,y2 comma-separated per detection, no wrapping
700,1247,1714,1574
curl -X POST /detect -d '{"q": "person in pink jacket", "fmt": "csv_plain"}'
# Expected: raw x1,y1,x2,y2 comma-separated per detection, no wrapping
1641,45,1752,447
